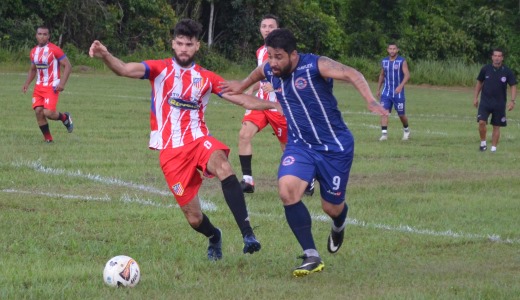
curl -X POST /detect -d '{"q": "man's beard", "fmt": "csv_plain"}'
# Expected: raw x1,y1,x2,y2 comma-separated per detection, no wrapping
273,61,293,77
174,53,195,67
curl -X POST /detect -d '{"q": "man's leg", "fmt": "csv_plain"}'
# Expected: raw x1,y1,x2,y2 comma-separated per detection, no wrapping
279,175,324,277
44,108,73,133
238,121,260,193
399,115,410,140
35,106,53,142
208,150,261,254
491,125,501,152
181,196,222,260
479,120,488,151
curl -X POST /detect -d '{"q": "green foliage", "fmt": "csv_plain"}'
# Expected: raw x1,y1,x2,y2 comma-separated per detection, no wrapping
196,43,235,73
411,59,481,87
1,0,519,73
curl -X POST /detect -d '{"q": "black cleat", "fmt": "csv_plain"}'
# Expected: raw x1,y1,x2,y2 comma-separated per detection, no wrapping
479,145,487,152
240,180,255,193
293,255,324,277
63,112,74,133
327,227,345,253
207,228,222,261
243,234,261,254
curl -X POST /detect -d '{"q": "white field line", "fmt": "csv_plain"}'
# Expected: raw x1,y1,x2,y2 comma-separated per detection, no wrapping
6,160,519,244
11,160,217,211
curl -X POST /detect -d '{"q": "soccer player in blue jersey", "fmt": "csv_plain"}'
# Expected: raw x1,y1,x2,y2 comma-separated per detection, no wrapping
376,42,410,141
473,48,517,152
221,28,388,277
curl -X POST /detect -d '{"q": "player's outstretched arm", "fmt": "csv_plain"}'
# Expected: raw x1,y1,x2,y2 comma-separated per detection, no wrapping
318,56,388,116
220,92,282,114
89,40,145,79
220,63,267,95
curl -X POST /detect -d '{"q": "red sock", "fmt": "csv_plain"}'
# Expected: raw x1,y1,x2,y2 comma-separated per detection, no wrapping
39,124,53,141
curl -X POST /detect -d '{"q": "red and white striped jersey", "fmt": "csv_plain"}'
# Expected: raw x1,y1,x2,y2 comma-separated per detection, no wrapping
29,42,66,87
142,58,224,150
256,45,277,102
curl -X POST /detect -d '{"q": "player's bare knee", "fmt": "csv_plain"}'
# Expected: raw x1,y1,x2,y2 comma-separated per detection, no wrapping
185,213,203,228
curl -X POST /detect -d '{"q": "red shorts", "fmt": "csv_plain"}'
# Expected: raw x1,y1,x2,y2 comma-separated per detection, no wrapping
32,85,59,111
159,136,230,207
242,109,287,143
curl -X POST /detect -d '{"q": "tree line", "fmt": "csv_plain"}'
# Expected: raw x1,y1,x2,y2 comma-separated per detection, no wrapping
1,0,519,73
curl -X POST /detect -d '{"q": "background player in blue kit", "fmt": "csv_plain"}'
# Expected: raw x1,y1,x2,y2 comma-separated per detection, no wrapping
221,28,388,277
376,42,410,141
473,48,517,152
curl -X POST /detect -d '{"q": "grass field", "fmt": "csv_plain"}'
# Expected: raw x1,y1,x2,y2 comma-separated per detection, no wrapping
1,69,519,299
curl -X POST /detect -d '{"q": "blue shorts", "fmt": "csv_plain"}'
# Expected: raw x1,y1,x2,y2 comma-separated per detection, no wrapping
278,145,354,204
381,95,406,115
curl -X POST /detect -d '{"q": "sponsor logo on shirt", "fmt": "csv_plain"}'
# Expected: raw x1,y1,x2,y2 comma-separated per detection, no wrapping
501,77,507,83
35,63,49,69
297,63,313,70
168,97,198,110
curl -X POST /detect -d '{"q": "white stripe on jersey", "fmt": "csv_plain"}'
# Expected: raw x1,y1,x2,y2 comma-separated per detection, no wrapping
304,69,343,152
279,77,307,146
289,72,321,147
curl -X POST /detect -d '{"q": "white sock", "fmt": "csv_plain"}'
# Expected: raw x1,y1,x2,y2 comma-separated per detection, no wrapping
243,175,254,184
382,130,388,135
491,146,497,152
480,141,487,147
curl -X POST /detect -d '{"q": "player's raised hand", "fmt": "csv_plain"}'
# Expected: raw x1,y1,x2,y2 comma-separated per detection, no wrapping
368,100,389,116
89,40,108,58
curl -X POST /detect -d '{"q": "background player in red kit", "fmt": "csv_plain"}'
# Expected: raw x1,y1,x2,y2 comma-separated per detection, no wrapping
238,14,315,196
89,19,281,260
238,14,287,193
22,25,73,142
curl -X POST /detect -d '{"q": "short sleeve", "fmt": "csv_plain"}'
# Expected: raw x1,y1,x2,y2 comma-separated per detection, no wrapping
476,67,486,82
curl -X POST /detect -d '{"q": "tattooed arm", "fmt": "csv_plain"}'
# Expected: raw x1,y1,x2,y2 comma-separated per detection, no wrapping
317,56,388,115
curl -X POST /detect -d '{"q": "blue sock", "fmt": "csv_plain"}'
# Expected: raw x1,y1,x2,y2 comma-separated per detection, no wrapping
284,201,316,251
332,203,348,229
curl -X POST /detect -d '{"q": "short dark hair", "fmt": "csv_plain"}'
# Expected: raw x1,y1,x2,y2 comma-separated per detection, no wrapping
388,42,398,47
37,25,50,33
261,14,280,27
492,48,505,56
265,28,296,54
174,19,203,40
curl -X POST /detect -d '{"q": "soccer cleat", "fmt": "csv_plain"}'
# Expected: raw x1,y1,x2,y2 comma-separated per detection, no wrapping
304,178,315,196
479,145,487,152
327,227,345,254
379,134,388,141
402,129,410,141
242,234,261,254
207,228,222,261
293,255,324,277
240,180,255,193
63,112,74,133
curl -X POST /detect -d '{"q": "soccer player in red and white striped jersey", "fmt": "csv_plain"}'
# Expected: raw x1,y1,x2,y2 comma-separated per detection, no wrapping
22,26,73,142
90,19,281,260
237,14,288,193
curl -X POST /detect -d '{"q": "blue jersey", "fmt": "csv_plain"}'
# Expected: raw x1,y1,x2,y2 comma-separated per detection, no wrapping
381,55,406,98
264,53,353,153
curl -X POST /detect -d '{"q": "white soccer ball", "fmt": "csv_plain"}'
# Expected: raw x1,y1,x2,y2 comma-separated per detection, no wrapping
103,255,140,287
